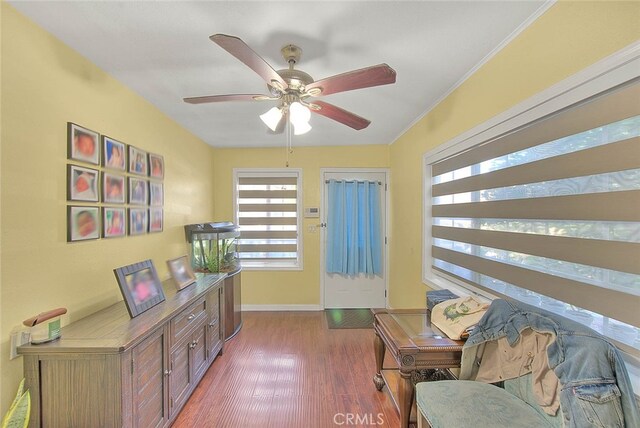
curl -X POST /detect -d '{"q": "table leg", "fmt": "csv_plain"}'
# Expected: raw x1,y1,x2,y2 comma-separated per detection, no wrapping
398,370,414,428
373,331,385,391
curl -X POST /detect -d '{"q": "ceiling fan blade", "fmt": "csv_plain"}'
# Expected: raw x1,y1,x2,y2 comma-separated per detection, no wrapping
309,101,371,130
305,64,396,97
183,94,275,104
210,34,288,90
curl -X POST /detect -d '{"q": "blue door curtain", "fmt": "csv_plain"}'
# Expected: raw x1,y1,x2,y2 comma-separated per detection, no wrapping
326,179,382,276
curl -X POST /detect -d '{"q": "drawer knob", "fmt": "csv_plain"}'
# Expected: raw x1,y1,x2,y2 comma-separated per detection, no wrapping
164,369,172,376
187,314,196,321
209,318,218,327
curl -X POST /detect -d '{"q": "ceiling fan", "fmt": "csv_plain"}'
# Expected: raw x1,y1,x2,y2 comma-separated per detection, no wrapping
183,34,397,135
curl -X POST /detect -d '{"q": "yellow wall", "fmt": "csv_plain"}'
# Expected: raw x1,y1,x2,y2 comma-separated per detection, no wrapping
388,1,640,308
212,145,389,306
2,0,639,412
0,4,216,409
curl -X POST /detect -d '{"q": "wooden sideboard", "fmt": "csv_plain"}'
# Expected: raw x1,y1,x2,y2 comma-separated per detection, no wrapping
18,273,226,428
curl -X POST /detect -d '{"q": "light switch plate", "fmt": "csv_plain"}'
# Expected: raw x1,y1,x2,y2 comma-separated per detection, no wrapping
9,330,31,360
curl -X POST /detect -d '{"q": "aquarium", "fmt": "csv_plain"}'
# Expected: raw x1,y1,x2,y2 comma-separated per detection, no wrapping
184,222,240,273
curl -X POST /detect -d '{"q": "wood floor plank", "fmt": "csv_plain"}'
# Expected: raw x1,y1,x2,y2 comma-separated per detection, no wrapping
173,311,407,427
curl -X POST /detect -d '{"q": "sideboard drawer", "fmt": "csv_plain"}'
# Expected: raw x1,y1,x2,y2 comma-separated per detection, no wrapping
170,298,207,347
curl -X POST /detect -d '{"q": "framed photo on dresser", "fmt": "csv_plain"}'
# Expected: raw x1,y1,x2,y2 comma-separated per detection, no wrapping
113,260,165,318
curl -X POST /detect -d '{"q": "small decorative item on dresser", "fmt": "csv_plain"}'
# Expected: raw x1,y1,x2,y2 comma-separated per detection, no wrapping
67,165,99,202
23,307,67,344
113,260,166,318
68,122,99,165
148,153,164,179
167,255,196,291
68,206,100,242
102,136,126,171
128,146,148,176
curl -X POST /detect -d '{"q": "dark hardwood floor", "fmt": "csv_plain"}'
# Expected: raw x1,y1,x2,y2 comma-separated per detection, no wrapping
173,311,402,427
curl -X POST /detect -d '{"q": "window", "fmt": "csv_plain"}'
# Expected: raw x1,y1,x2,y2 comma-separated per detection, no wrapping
423,74,640,355
233,169,302,269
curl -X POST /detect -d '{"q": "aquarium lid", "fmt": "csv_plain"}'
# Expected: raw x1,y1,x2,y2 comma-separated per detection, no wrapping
184,221,239,242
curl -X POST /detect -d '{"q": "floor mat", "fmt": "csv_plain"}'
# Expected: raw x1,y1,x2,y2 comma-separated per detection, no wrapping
325,308,374,329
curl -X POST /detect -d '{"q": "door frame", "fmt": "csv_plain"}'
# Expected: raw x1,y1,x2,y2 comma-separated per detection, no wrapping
319,167,390,309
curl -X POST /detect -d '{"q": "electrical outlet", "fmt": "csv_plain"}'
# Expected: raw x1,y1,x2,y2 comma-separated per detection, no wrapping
9,330,31,360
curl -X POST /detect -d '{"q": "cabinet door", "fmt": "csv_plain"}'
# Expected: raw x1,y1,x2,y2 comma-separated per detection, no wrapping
191,324,208,381
224,276,234,339
233,273,242,333
206,287,223,361
168,340,191,418
132,327,167,428
224,272,242,339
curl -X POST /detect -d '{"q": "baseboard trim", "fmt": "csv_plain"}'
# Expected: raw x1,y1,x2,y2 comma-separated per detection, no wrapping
242,304,322,312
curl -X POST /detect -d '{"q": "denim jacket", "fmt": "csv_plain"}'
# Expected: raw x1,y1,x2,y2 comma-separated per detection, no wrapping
461,299,640,428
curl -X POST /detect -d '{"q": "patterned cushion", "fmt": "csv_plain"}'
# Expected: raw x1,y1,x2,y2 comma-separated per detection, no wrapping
416,381,556,428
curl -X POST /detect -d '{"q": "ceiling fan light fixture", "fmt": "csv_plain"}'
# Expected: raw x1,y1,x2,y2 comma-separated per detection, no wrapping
290,101,310,122
260,106,283,131
289,101,312,135
293,121,312,136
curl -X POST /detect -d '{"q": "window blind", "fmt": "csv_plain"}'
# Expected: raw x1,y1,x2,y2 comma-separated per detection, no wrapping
235,173,300,267
429,80,640,333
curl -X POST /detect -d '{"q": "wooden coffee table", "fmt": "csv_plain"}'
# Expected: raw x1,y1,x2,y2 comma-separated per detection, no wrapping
372,309,464,428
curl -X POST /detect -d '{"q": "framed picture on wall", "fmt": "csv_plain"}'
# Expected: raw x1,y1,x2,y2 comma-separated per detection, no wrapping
128,177,148,205
103,172,126,204
68,206,100,242
128,146,148,176
149,153,164,179
68,123,100,165
102,136,126,171
113,260,166,318
129,208,148,235
68,165,99,202
103,207,126,238
149,208,163,233
149,182,163,206
167,255,196,291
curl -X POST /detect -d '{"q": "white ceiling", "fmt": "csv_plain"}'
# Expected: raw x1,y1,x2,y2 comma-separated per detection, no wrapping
10,1,548,148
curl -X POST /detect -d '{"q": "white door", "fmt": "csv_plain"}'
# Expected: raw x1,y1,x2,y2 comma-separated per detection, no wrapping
321,170,387,308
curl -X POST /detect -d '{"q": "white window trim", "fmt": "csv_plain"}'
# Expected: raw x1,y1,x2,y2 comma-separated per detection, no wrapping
421,41,640,392
233,168,303,271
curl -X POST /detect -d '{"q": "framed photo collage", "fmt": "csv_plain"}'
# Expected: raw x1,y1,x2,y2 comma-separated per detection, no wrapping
66,122,165,242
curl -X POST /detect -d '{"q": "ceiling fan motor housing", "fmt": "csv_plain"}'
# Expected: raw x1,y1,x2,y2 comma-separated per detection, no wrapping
277,68,314,91
271,44,314,93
